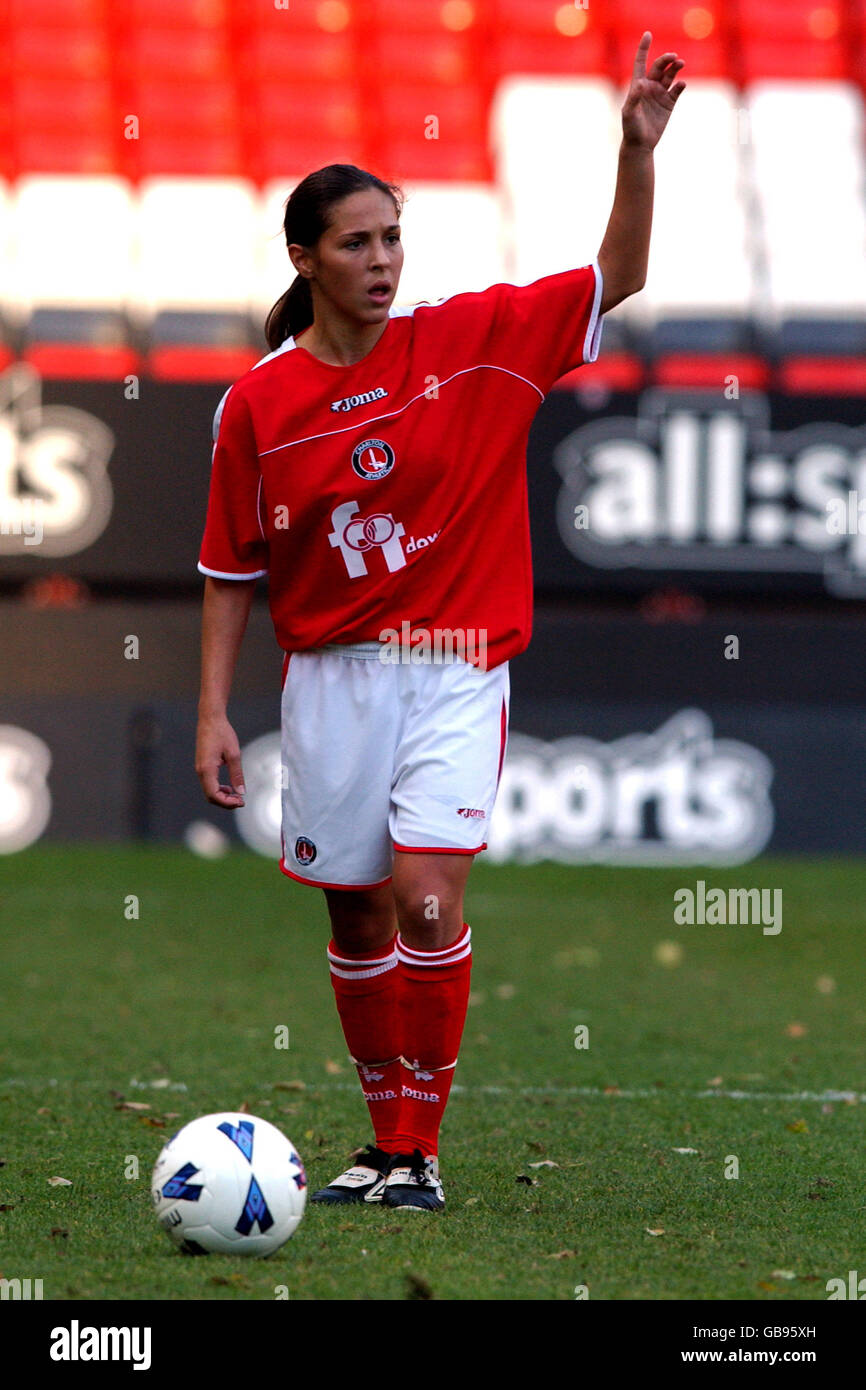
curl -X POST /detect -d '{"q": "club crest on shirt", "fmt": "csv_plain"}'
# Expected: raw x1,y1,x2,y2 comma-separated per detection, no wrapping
351,438,395,481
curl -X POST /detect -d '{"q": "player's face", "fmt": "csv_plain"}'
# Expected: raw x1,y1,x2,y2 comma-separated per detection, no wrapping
293,189,403,323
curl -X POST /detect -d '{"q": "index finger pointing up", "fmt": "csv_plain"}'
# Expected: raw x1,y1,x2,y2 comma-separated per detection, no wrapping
633,30,652,79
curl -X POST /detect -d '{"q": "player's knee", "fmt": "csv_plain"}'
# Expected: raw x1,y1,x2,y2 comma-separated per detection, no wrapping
323,884,396,952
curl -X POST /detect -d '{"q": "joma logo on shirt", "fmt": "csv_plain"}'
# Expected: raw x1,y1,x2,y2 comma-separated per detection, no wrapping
330,387,388,413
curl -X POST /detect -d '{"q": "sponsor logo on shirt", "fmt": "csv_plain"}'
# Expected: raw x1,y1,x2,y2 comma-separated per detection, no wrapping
331,387,388,414
329,501,443,577
351,437,395,481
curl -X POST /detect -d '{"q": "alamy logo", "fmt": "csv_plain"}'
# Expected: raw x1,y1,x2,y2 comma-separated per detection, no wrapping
49,1321,152,1370
553,388,866,596
486,709,774,867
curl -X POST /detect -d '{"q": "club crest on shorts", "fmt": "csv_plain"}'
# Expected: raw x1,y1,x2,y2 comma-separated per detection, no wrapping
351,438,395,481
294,836,317,865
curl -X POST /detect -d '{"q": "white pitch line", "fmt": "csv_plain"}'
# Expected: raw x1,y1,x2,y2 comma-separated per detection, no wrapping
1,1079,862,1104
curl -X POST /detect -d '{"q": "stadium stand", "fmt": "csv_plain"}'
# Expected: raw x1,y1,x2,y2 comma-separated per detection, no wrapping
0,0,864,387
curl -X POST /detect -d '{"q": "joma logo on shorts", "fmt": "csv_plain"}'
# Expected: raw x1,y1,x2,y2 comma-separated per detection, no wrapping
457,807,486,819
331,387,388,413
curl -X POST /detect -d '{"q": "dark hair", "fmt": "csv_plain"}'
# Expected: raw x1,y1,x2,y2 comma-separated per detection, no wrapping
264,164,404,351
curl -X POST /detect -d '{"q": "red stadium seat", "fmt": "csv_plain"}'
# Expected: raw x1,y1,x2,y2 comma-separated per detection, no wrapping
116,27,232,80
127,130,245,179
22,344,142,380
124,0,231,25
651,353,770,389
738,37,848,81
236,30,358,83
10,25,110,78
14,127,117,177
145,345,259,380
490,33,608,78
8,0,108,23
734,0,845,40
368,31,483,85
555,354,646,392
777,358,866,394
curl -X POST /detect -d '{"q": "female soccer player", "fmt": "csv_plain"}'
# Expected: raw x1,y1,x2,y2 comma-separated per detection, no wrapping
196,33,685,1211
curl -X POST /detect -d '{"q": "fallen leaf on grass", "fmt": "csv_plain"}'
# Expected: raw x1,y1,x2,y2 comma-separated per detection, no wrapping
324,1059,343,1075
495,983,516,1000
546,1250,575,1260
785,1022,808,1038
114,1101,150,1112
603,1085,621,1095
47,1177,72,1187
757,1281,776,1292
237,1101,250,1113
528,1160,559,1169
786,1119,809,1133
50,1228,68,1239
36,1107,52,1116
772,1269,796,1280
273,1081,306,1092
707,1076,723,1087
464,1197,479,1206
672,1147,698,1154
645,1228,665,1236
0,1204,15,1212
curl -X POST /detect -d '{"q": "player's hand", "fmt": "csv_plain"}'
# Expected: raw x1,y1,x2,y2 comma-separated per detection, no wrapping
621,31,686,150
195,712,246,809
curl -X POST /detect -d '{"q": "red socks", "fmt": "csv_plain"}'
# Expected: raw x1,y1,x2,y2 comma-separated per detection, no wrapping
327,938,402,1150
327,922,472,1158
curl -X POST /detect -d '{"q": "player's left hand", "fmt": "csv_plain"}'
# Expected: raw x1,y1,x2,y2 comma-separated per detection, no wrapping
621,31,686,150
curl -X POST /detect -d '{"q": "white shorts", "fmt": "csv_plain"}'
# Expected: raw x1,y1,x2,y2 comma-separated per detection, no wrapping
278,642,510,890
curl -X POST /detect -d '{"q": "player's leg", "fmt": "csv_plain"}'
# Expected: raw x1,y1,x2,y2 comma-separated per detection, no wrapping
278,647,402,1203
381,658,510,1210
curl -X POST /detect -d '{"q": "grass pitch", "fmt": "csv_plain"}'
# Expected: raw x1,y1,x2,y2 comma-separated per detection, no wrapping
0,846,863,1301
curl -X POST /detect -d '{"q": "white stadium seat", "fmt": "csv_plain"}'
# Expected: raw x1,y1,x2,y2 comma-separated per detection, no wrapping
491,76,621,285
392,182,507,305
11,177,135,317
638,81,755,321
746,82,866,314
135,178,259,314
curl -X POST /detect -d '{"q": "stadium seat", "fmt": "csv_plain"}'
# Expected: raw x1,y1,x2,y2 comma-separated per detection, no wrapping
639,81,754,319
11,177,136,316
393,183,507,305
145,308,257,380
775,315,866,393
746,82,866,312
375,84,491,180
648,315,769,388
491,77,621,283
22,307,141,379
135,179,259,313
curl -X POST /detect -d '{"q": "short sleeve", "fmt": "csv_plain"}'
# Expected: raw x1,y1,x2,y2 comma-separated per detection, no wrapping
198,384,269,580
487,260,604,395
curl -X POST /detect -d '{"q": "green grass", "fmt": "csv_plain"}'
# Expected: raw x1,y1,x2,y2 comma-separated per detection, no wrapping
0,846,863,1301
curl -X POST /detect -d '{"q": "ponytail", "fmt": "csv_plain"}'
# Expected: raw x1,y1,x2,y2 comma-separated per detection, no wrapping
265,274,313,351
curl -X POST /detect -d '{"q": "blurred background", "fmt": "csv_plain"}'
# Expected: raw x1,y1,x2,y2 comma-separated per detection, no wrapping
1,0,865,866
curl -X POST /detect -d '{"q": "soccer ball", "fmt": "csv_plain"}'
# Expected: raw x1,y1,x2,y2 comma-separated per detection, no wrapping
151,1112,306,1256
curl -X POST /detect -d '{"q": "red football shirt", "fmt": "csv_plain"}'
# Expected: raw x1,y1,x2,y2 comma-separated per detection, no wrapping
198,260,604,670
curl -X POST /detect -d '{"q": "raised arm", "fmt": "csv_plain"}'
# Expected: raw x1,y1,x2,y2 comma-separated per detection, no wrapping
597,31,686,315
